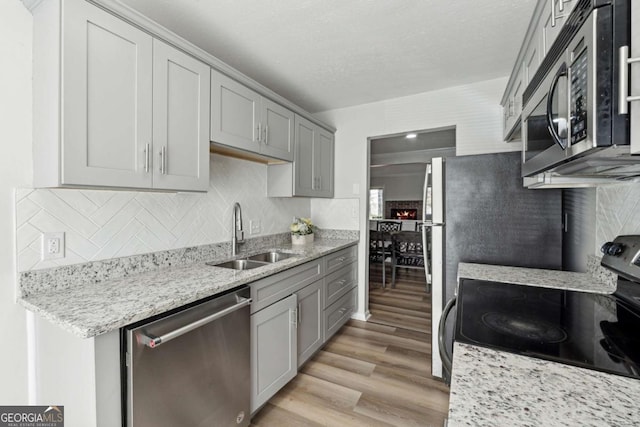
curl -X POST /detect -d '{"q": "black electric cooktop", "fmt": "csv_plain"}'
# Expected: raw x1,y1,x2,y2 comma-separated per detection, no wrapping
455,278,640,379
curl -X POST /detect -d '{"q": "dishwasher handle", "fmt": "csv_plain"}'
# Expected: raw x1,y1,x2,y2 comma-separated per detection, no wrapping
139,295,252,348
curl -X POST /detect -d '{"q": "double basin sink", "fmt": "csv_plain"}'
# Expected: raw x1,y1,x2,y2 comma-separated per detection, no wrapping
207,251,294,271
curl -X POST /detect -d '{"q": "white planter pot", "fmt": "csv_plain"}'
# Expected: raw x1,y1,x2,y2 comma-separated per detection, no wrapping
291,233,314,245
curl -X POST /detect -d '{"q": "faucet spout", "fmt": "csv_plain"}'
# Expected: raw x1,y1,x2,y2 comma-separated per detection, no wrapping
232,202,244,256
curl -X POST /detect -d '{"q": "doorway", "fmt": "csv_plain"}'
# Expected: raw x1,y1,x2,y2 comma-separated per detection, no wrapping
366,127,455,334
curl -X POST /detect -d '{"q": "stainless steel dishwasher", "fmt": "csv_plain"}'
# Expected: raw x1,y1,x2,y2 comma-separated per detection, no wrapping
124,286,251,427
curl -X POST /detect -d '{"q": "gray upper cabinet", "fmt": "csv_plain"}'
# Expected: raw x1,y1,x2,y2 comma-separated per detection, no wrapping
152,40,211,192
261,98,295,161
500,0,577,142
210,70,261,153
32,0,210,192
211,69,294,162
267,114,334,198
293,115,334,197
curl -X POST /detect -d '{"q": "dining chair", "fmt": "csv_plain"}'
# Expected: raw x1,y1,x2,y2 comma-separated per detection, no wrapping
391,231,428,290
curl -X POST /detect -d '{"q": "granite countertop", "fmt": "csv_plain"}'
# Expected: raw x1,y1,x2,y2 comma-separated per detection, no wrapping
448,342,640,427
18,238,358,339
457,262,616,294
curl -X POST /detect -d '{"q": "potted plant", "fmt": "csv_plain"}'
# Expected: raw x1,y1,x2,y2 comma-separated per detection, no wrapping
290,217,315,245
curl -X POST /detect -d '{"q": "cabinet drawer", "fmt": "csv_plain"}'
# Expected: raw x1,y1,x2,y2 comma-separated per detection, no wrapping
323,286,357,341
324,261,357,309
324,245,357,275
251,259,323,314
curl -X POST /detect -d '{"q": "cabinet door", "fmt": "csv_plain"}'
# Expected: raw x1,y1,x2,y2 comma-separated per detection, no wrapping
293,115,316,196
314,128,334,198
503,63,524,139
251,294,297,413
541,0,563,56
296,280,323,367
261,98,294,161
63,0,152,188
152,40,210,191
211,70,261,153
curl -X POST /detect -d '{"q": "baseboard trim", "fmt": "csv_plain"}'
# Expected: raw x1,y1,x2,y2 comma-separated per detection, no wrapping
351,310,371,321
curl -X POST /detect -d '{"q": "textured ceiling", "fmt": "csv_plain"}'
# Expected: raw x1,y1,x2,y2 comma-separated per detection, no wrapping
120,0,537,113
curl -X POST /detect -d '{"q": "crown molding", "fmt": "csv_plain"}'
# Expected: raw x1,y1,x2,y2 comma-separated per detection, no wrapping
22,0,45,12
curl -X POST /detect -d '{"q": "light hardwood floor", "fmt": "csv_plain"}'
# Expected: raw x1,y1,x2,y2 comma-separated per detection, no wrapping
251,263,449,426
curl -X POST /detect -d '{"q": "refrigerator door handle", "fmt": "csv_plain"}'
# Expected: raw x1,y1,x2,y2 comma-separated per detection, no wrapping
438,296,457,382
424,222,445,227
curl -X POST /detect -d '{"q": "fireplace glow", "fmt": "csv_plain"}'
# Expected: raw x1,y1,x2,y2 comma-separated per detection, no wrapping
391,208,418,220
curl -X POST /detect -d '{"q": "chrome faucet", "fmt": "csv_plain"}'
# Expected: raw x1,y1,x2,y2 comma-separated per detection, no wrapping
231,202,245,256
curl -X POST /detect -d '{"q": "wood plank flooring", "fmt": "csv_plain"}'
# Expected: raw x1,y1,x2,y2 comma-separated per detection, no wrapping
251,264,449,426
369,263,430,334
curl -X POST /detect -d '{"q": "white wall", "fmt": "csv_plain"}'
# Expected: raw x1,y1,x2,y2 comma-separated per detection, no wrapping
0,0,32,404
370,174,424,201
310,198,359,230
315,77,516,319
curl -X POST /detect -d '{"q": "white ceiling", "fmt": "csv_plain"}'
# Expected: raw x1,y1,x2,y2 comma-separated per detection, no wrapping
120,0,537,113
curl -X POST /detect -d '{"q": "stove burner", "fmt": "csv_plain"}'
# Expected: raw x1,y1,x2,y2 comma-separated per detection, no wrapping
476,285,526,301
481,312,568,343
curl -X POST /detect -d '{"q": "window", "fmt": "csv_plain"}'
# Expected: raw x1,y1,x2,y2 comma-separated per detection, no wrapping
369,188,384,219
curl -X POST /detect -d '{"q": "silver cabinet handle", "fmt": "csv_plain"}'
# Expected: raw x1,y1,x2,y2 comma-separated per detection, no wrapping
291,307,298,327
317,176,322,190
257,123,262,142
159,146,167,175
144,143,150,173
619,46,640,115
438,296,457,380
163,146,167,175
550,0,567,27
264,124,269,144
139,296,252,348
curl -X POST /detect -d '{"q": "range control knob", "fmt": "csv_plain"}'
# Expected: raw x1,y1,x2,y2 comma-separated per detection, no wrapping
601,242,625,256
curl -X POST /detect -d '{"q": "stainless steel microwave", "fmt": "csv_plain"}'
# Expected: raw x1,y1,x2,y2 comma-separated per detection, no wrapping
521,0,637,178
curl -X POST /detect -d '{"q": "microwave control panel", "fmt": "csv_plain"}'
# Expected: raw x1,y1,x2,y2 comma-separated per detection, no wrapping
570,50,588,145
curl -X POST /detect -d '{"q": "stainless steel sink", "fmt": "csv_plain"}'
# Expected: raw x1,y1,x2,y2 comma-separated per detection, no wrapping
247,251,293,263
209,259,268,270
207,251,293,270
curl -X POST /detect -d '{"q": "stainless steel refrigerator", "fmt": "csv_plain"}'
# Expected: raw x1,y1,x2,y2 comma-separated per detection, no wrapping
421,152,563,380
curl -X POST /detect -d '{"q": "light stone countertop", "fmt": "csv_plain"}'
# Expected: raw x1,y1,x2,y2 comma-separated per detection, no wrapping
448,342,640,427
457,262,615,294
18,238,358,338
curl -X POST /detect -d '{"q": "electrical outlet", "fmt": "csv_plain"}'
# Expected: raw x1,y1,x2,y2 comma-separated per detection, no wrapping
41,232,65,260
249,220,261,235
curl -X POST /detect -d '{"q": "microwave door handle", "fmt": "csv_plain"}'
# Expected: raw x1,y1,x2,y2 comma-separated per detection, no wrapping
546,62,569,150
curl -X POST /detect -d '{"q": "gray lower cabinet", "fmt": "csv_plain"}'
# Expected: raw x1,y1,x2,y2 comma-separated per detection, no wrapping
296,280,324,367
249,245,358,415
324,286,357,341
251,293,297,413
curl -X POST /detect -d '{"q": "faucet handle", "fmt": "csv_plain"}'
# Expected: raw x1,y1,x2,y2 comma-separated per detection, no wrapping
237,230,245,242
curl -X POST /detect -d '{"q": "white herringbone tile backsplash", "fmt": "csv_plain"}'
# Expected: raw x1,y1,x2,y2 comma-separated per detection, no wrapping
596,183,640,254
16,154,310,271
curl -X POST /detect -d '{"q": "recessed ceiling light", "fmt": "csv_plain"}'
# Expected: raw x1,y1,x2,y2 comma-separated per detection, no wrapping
406,133,417,139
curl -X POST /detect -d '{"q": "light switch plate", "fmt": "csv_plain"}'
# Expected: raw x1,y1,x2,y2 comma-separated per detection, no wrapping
41,232,65,260
250,220,261,235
